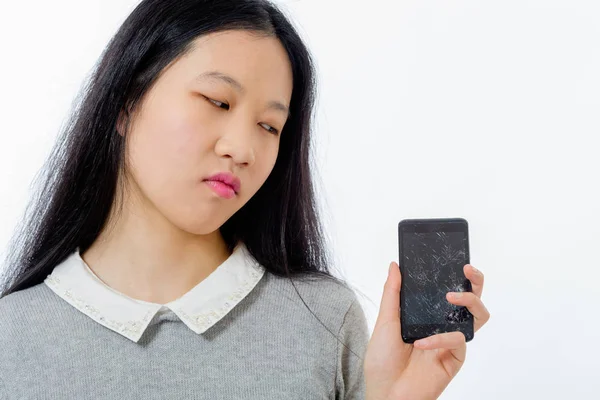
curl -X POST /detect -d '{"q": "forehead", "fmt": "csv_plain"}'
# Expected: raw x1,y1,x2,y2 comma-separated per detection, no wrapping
173,30,293,98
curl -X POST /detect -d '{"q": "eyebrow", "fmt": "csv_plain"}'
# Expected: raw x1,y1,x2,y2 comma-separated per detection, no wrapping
195,70,291,118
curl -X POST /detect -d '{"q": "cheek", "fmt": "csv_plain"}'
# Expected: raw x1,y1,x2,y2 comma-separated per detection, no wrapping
250,147,279,192
128,105,207,195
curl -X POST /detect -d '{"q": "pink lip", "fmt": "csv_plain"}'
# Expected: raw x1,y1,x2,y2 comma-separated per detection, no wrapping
204,180,236,199
203,172,241,199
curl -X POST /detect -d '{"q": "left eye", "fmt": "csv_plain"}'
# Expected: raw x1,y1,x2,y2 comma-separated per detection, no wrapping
260,123,279,135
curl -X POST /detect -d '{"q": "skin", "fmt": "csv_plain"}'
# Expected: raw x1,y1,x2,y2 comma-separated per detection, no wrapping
81,30,293,304
365,263,491,399
80,28,491,399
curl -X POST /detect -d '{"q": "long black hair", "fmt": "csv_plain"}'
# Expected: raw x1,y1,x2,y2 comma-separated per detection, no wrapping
0,0,368,357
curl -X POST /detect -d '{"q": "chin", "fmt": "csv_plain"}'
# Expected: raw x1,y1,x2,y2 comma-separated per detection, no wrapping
156,196,241,235
165,212,226,236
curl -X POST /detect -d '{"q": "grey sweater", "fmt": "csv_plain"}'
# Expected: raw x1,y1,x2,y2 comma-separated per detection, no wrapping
0,270,369,399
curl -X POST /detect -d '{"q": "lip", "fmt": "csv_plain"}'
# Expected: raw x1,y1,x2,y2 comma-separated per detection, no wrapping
203,172,241,194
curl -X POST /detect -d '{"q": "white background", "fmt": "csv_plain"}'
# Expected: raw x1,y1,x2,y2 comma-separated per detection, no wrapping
1,0,599,398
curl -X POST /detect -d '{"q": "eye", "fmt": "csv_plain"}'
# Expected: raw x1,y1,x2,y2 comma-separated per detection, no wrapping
259,123,280,135
204,96,229,110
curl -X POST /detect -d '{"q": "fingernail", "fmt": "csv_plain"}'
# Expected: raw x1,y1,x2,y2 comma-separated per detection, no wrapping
416,338,429,347
471,265,479,273
388,262,394,277
451,292,463,298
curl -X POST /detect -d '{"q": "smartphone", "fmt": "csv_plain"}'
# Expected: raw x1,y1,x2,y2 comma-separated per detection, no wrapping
397,218,474,343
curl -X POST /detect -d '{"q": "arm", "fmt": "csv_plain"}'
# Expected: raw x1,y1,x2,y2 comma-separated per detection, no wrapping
335,298,370,400
0,375,6,400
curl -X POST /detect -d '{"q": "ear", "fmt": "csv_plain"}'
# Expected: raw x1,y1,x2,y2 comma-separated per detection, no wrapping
116,107,130,137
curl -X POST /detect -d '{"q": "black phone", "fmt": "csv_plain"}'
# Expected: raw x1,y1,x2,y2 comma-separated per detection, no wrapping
397,218,474,343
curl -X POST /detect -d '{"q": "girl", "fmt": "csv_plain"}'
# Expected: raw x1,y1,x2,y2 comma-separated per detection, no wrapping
0,0,490,399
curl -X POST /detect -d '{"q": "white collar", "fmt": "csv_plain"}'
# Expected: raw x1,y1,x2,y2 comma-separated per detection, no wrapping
43,242,266,343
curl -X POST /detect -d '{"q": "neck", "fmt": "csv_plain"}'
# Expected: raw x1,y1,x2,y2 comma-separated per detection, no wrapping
80,199,231,305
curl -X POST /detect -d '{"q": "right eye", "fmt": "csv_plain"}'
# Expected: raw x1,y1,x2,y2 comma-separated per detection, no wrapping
204,96,230,110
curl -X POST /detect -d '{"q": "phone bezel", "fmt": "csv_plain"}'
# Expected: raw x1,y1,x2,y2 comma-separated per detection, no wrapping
397,218,474,343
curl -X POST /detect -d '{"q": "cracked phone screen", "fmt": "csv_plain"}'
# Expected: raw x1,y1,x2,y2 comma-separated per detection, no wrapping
402,231,470,326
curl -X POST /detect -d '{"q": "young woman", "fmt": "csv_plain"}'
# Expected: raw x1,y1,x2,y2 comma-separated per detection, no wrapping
0,0,490,398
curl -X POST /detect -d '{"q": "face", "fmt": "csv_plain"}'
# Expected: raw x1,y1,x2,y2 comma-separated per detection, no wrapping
119,30,293,235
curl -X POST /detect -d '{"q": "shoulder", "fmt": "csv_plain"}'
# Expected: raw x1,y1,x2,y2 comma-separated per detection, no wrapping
263,271,368,332
0,282,51,311
0,283,57,392
0,283,54,336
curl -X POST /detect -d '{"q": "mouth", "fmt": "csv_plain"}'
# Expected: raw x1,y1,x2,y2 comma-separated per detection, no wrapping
203,180,237,199
203,172,241,197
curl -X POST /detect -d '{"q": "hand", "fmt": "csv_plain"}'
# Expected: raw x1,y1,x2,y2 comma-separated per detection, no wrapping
364,262,490,400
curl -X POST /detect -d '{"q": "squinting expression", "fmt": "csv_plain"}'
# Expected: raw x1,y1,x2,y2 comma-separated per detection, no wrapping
120,30,293,235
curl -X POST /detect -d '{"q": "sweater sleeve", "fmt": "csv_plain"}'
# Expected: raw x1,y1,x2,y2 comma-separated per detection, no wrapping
335,297,371,400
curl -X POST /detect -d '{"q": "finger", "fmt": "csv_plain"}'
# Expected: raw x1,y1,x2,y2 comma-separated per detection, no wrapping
374,261,401,331
413,331,466,353
446,291,491,332
464,264,484,298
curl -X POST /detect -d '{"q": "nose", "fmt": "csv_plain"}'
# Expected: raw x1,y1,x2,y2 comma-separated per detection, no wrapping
214,124,256,167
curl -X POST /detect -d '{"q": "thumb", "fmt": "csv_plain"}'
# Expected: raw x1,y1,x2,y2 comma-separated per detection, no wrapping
374,261,402,331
